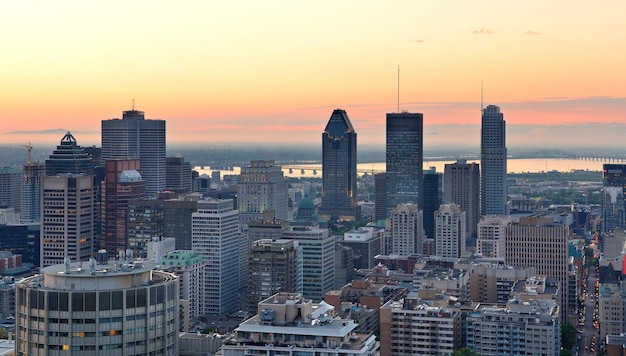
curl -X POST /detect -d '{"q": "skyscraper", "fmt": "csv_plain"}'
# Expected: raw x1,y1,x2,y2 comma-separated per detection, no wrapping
385,203,425,256
386,112,423,217
21,162,44,223
602,164,626,232
102,109,166,197
165,156,192,193
127,198,164,258
45,131,94,176
435,203,466,259
237,160,288,224
319,109,360,221
480,105,508,216
444,160,480,238
422,167,442,239
0,167,22,210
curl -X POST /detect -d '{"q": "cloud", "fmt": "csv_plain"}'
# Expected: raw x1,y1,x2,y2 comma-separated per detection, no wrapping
409,39,424,44
525,30,541,36
470,28,496,34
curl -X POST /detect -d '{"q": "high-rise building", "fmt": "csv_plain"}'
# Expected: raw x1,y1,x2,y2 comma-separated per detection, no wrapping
237,160,288,224
246,212,289,248
435,203,466,259
480,105,508,216
386,112,423,216
282,226,335,301
0,167,22,210
127,198,164,258
191,199,240,316
16,258,179,355
505,217,569,318
160,250,204,321
602,164,626,232
164,193,201,250
422,167,442,239
476,215,511,258
45,131,94,176
385,203,424,256
444,160,480,238
246,239,302,314
319,109,360,221
102,109,166,197
101,159,146,255
165,157,192,193
341,227,382,269
334,243,354,289
40,175,96,267
21,162,44,223
374,173,387,221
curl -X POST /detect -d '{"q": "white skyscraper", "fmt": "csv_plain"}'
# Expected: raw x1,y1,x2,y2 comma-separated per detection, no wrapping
385,203,425,256
191,199,239,316
237,160,288,224
480,105,507,216
435,203,466,259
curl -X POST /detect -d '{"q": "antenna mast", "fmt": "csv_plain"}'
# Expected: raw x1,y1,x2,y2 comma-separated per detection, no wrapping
397,65,400,113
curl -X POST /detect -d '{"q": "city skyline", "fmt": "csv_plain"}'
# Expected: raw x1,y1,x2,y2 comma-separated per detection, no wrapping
1,2,626,148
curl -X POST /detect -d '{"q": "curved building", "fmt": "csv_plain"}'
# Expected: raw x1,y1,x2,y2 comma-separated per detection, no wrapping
16,258,178,355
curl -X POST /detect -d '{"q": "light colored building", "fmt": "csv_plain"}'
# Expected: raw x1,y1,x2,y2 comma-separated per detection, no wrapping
21,162,45,223
161,250,204,324
147,237,176,263
598,263,626,339
444,159,480,238
385,203,424,256
192,199,240,316
435,203,466,259
219,292,379,356
40,174,96,267
237,160,288,224
481,104,508,216
15,258,179,355
476,215,511,258
282,226,335,301
0,167,22,211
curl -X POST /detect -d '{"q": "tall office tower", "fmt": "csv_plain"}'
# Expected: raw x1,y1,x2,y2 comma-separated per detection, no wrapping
476,215,511,258
444,160,480,238
165,157,192,193
45,131,94,176
40,174,96,267
602,164,626,232
385,203,425,256
160,250,205,321
282,226,335,301
127,198,164,258
435,203,466,259
238,160,288,224
422,167,442,239
480,104,508,216
21,162,44,222
16,259,179,356
102,109,166,197
101,159,146,255
164,193,201,250
505,217,569,319
319,109,360,222
246,239,302,314
374,173,387,221
0,167,22,210
386,112,423,217
192,199,240,316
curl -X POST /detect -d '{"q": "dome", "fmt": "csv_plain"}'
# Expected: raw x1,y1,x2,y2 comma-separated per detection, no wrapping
298,195,314,209
119,170,142,182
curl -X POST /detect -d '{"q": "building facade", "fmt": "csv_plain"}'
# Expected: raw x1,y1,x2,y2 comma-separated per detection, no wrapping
0,167,22,211
385,203,425,256
602,164,626,232
444,160,480,238
480,104,508,216
21,162,44,223
127,198,165,258
476,215,511,258
423,167,443,239
165,157,192,193
435,203,466,259
237,160,288,224
45,132,94,176
160,250,204,322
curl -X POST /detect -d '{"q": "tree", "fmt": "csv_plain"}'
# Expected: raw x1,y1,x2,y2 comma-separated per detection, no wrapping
561,321,576,350
452,347,480,356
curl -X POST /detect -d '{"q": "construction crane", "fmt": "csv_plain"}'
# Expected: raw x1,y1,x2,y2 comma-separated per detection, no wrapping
22,143,33,164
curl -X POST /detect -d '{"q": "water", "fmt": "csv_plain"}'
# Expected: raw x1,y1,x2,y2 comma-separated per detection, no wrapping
194,157,611,178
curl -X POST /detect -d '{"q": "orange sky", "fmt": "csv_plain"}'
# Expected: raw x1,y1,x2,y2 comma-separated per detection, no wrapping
1,1,625,148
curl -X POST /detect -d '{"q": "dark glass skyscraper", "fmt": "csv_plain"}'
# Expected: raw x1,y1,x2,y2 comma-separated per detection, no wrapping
602,164,626,232
319,109,360,221
385,112,423,217
102,109,166,197
480,105,508,216
45,131,94,176
422,167,442,239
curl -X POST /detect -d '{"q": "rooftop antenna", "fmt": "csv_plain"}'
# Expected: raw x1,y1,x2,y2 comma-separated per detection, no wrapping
480,80,484,111
132,98,135,111
21,142,33,165
397,65,400,113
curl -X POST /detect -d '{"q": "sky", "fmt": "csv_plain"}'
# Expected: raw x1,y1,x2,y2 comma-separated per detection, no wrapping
1,1,625,149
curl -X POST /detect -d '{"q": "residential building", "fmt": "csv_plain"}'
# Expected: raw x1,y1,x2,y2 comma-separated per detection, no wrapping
435,203,466,259
160,250,204,323
476,215,511,258
246,212,289,248
385,203,425,256
444,160,480,238
481,104,508,216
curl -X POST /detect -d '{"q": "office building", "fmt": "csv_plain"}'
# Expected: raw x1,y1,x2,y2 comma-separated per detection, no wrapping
165,193,201,251
127,198,164,258
444,160,480,238
191,199,240,316
385,112,423,216
0,222,40,268
101,159,145,255
422,167,442,239
334,243,354,289
40,175,96,267
160,250,204,321
165,157,192,193
602,164,626,232
476,215,511,258
319,109,360,222
480,105,507,216
45,131,94,176
102,109,166,197
246,239,302,314
15,258,179,355
282,226,335,301
0,167,22,211
435,203,466,259
340,227,382,269
374,173,387,221
505,217,569,318
246,212,289,248
385,203,425,256
237,160,288,224
146,237,176,263
21,162,44,223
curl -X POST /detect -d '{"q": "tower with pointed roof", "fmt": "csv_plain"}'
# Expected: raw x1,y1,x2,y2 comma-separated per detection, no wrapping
45,131,94,176
319,109,360,221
